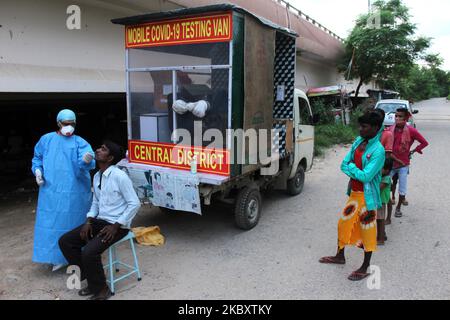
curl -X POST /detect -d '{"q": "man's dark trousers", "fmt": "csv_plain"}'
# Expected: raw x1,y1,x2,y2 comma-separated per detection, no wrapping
59,218,128,294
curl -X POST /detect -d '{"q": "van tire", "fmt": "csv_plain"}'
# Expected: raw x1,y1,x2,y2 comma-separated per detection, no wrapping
287,165,305,196
234,187,262,230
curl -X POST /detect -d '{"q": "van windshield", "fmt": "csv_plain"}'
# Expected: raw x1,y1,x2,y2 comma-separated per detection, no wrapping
376,103,407,114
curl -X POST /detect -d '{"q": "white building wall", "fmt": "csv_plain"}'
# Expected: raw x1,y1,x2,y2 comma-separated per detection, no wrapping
0,0,374,95
296,56,376,96
0,0,143,92
295,57,340,92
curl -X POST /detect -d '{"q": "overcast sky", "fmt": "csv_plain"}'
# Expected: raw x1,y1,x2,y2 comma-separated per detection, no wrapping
291,0,450,70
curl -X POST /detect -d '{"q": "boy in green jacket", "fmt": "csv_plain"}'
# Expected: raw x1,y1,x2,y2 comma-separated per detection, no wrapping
319,111,385,281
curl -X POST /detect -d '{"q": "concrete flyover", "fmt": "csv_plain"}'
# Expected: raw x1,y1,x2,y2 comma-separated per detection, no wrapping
124,0,374,93
0,0,373,183
0,0,374,93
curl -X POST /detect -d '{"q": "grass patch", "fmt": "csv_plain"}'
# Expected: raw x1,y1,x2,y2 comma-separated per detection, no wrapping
314,124,358,157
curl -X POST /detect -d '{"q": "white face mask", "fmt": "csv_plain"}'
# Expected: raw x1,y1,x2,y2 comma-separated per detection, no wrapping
60,125,75,136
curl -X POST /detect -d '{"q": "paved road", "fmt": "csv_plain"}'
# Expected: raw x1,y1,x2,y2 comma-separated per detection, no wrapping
1,98,449,300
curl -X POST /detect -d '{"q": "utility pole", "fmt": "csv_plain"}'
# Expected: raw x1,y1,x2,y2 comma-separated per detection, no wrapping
368,0,372,12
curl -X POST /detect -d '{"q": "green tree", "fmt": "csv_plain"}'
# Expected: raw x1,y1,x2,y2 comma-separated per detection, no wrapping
424,53,444,69
339,0,430,97
424,54,450,97
392,59,450,101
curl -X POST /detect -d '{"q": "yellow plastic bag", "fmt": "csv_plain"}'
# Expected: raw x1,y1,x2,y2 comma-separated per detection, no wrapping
131,226,165,246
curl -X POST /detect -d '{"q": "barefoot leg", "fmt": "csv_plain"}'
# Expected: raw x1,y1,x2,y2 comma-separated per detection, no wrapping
386,202,392,225
319,247,346,264
348,251,373,281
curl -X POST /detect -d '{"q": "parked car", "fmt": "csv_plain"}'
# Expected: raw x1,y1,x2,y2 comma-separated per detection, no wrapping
374,99,419,128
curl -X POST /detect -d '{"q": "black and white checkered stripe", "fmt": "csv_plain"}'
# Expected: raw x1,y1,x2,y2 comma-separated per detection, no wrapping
272,123,287,158
273,34,296,120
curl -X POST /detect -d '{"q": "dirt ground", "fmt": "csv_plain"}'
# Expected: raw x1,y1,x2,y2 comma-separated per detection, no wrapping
1,98,449,300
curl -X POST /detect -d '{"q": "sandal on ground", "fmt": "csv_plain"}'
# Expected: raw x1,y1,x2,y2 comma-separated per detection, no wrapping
402,199,409,206
348,271,371,281
78,287,94,297
385,220,391,226
395,209,402,218
51,264,67,272
89,287,112,300
319,256,345,265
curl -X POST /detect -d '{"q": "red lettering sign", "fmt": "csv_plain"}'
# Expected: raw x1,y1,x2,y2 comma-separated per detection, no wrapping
125,12,233,48
129,140,230,176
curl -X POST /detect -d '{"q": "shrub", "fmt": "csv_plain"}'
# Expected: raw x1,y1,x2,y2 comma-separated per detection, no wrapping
350,106,365,131
314,124,357,157
310,98,334,124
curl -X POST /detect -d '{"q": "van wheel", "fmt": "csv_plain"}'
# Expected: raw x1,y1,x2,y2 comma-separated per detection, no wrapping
234,187,262,230
287,165,305,196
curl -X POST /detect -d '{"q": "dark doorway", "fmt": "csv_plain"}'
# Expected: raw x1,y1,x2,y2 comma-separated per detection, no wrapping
0,93,127,194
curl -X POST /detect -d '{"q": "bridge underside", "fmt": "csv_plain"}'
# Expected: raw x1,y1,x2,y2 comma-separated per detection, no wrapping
0,0,375,188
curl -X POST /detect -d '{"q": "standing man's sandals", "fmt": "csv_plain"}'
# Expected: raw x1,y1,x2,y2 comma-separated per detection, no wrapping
319,256,346,264
395,209,402,218
348,271,371,281
88,287,112,300
78,288,94,297
402,199,409,206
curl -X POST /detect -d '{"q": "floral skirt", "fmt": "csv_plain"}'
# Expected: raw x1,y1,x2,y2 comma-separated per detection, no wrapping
338,191,377,252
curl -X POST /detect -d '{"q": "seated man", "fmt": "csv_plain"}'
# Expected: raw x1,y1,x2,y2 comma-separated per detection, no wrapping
59,140,141,300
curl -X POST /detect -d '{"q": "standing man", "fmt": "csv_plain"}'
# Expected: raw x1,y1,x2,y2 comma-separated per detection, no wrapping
32,109,95,271
389,108,429,217
59,141,141,300
319,111,385,281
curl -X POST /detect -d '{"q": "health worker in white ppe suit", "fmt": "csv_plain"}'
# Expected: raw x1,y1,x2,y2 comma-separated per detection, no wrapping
31,109,96,272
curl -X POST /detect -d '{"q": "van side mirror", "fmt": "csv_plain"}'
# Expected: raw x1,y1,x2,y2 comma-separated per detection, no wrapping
413,110,419,114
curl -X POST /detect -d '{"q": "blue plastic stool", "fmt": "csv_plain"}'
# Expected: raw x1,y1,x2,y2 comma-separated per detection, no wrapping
103,231,141,294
